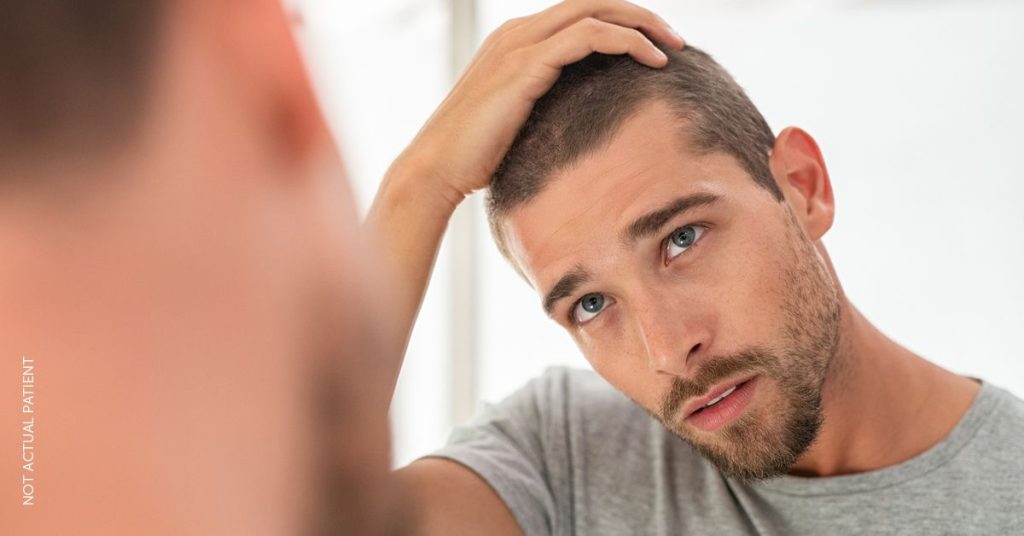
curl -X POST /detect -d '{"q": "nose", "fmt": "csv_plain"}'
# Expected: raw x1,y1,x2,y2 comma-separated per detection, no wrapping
632,291,709,378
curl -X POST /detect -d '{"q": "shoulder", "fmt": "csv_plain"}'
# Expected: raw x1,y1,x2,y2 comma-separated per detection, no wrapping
429,367,672,535
477,366,635,412
441,367,633,441
443,366,670,467
979,380,1024,430
985,381,1024,436
960,380,1024,483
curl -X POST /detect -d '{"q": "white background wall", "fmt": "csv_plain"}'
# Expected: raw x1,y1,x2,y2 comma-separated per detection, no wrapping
295,0,1024,467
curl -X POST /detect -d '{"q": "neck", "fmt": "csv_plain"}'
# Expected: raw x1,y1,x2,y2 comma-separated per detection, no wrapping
786,298,980,477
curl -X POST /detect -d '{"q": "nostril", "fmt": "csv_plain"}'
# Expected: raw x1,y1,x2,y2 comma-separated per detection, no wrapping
689,343,702,358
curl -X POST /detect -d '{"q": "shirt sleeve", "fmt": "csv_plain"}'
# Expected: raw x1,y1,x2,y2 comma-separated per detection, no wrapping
424,372,565,536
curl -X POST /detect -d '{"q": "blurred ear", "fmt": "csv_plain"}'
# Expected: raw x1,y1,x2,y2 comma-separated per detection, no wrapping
204,0,328,166
769,127,835,241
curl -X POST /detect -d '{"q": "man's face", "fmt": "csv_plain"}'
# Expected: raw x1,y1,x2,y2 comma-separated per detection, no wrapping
502,101,842,480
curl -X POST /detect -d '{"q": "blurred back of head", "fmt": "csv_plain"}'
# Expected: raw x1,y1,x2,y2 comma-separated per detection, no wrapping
0,1,163,167
0,1,404,534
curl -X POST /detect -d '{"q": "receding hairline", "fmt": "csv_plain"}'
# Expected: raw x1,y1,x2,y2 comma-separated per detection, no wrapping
488,96,751,273
534,96,711,196
486,44,785,282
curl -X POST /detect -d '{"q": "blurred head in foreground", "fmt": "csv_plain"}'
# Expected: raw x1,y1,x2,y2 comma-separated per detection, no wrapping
0,0,403,533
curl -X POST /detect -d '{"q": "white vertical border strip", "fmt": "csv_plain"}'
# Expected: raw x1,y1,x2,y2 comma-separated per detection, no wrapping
448,0,480,424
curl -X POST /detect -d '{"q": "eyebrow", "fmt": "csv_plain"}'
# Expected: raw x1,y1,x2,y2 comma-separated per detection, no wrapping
541,192,723,317
543,267,590,317
621,192,722,245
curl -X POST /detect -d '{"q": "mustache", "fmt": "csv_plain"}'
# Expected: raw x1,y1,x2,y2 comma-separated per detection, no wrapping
658,346,776,420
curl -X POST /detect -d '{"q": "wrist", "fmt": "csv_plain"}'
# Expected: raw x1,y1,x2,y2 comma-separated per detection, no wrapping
384,146,469,216
374,152,465,227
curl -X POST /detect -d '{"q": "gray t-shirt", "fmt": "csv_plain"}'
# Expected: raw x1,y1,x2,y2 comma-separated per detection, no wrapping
428,367,1024,535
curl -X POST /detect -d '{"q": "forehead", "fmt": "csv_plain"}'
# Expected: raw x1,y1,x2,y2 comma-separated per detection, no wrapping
502,100,760,290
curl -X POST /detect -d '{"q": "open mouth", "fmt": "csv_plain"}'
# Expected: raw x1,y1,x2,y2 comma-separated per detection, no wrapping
690,382,743,415
684,376,759,432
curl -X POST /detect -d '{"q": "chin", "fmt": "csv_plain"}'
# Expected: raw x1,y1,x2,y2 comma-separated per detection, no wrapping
675,390,823,482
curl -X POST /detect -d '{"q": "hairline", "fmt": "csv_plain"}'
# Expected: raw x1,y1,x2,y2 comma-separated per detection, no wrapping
488,96,759,274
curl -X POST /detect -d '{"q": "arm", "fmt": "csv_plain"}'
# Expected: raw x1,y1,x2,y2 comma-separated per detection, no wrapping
366,2,685,533
396,459,525,536
365,0,685,401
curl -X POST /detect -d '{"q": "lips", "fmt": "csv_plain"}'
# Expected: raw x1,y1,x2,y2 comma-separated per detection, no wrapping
681,375,757,419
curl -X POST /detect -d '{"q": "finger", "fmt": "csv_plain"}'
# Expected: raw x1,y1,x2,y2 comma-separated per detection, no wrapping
480,16,530,48
531,17,669,73
512,0,683,50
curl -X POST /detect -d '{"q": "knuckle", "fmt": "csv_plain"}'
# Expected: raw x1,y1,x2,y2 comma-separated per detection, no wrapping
497,16,524,33
486,18,517,45
591,0,623,16
577,17,605,36
485,17,528,51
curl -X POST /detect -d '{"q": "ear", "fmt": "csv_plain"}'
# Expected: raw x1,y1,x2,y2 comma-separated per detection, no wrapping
213,0,329,166
768,127,835,241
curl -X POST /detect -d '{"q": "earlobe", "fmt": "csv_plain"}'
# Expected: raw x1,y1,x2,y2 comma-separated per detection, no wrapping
769,127,835,241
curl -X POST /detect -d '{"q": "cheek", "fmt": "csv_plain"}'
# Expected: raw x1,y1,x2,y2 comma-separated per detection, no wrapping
708,224,795,346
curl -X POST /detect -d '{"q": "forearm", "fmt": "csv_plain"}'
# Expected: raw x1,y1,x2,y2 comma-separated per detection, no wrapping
364,149,463,370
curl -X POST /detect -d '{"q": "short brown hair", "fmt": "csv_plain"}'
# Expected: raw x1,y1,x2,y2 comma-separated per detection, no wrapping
486,45,783,263
0,1,166,163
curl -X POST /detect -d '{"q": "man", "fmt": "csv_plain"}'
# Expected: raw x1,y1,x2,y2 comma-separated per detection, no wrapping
372,2,1024,535
2,0,677,533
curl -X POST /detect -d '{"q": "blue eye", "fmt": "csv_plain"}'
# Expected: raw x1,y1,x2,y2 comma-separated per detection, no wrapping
573,293,607,324
665,224,707,261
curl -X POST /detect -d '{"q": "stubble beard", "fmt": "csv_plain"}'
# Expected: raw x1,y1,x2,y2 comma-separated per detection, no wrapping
656,212,842,481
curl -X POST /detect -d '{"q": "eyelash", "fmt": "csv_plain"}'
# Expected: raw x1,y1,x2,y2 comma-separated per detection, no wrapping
567,222,708,326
